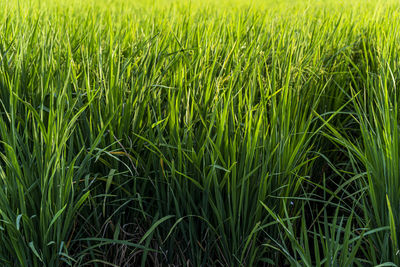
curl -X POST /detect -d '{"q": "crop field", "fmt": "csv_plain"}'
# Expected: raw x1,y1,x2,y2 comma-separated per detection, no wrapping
1,0,400,266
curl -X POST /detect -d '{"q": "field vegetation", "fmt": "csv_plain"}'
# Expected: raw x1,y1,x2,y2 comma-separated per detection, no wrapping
0,0,400,265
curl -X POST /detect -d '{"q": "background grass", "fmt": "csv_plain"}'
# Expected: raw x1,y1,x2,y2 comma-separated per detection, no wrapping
0,0,400,266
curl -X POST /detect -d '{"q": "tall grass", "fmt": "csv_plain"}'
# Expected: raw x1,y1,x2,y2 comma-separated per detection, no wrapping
0,0,400,265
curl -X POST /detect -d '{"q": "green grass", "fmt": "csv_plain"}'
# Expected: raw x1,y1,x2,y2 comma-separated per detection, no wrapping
0,0,400,265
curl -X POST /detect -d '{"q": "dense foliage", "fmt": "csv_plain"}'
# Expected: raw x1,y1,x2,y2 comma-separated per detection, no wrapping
0,0,399,265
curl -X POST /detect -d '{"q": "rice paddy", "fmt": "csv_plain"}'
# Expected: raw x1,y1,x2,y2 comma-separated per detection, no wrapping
0,0,400,265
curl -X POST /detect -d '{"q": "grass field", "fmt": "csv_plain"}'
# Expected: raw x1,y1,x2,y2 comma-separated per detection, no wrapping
1,0,400,265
